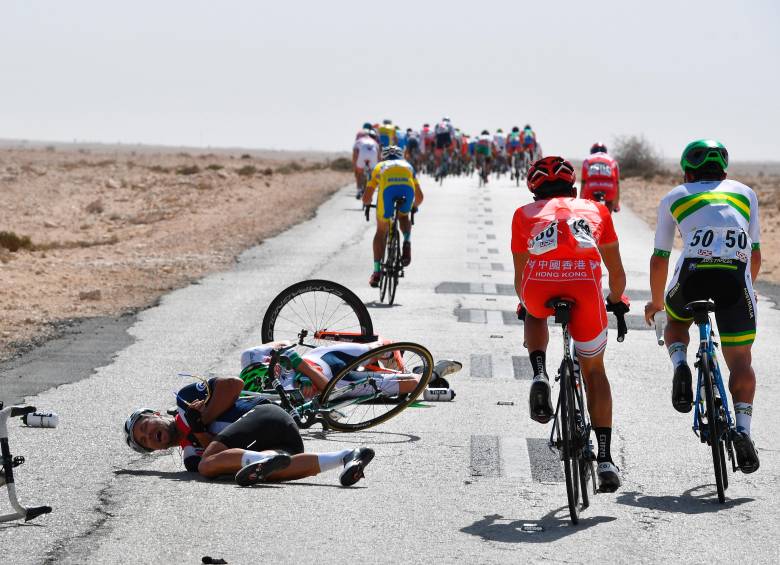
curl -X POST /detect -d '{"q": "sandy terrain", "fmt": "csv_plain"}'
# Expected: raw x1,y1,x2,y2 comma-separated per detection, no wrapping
0,145,351,361
621,171,780,281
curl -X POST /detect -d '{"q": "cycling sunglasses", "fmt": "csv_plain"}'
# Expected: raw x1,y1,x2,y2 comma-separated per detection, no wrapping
684,146,729,169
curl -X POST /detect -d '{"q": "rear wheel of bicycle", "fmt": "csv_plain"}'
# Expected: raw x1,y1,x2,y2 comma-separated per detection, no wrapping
559,360,581,524
261,280,373,347
701,354,726,503
387,232,400,306
319,342,433,431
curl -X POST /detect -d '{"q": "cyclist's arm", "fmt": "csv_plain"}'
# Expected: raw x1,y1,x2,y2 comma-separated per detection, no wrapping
199,377,244,424
295,360,330,392
363,167,379,205
512,251,529,299
647,194,675,315
580,160,588,197
414,179,424,207
751,248,761,282
599,241,626,303
352,147,358,167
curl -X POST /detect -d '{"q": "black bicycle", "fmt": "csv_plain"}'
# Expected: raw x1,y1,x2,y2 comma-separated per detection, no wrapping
547,298,627,524
365,200,414,305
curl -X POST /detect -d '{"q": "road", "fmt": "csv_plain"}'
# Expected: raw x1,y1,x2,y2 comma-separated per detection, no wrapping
2,172,780,564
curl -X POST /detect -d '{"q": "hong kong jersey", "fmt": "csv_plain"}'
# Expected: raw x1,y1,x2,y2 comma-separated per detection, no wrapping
175,378,269,471
511,197,617,264
581,152,619,192
653,178,760,263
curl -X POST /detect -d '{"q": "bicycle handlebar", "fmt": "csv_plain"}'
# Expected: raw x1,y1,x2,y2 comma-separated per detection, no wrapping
364,204,375,222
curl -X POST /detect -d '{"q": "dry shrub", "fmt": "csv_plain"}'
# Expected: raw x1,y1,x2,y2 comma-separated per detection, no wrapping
329,157,352,172
237,165,257,177
240,154,252,159
206,164,224,171
277,161,303,175
613,135,665,178
177,165,201,175
0,231,34,252
148,165,171,173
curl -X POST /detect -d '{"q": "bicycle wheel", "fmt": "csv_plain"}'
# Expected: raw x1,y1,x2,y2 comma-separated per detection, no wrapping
261,280,373,347
574,382,594,509
559,360,581,524
319,342,434,431
388,233,400,306
701,353,726,503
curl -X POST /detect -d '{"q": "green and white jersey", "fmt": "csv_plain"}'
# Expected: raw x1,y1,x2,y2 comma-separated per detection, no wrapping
653,178,760,264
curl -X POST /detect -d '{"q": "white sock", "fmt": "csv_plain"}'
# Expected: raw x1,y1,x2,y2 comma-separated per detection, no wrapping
240,450,272,468
317,449,353,473
667,342,688,368
735,403,753,435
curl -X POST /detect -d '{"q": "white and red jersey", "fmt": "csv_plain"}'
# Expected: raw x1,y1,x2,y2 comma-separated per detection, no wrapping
581,152,620,201
353,136,380,169
421,126,434,152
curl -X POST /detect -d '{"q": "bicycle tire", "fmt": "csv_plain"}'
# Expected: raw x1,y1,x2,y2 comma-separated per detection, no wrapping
701,353,726,503
260,280,373,346
379,241,389,303
574,377,594,509
388,232,400,305
319,342,433,431
559,359,581,524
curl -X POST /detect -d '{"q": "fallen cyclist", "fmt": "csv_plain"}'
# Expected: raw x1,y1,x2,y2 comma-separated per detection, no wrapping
124,375,375,487
239,339,462,398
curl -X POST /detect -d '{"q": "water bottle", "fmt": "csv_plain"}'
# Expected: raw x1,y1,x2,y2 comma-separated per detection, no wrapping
423,388,456,402
22,411,59,428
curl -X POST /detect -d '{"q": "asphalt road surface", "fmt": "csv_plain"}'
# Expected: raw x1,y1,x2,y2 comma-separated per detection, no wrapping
2,172,779,564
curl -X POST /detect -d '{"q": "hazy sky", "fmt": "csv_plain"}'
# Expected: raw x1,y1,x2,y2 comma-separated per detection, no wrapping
2,1,779,161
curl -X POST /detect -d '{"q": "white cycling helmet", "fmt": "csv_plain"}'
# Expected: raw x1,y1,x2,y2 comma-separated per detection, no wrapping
381,145,404,160
124,408,156,453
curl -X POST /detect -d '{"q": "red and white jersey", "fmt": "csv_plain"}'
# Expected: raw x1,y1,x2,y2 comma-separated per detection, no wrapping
511,196,617,270
581,152,620,194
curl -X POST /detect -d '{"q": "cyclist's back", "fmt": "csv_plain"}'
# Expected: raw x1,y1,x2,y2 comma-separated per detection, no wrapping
581,143,619,211
378,120,397,147
434,119,454,149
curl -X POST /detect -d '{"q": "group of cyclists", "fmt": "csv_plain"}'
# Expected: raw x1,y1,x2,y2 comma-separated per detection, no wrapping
352,119,542,192
126,124,761,499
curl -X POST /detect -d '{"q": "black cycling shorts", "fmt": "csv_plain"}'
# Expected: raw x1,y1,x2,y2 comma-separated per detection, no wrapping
215,404,304,454
665,258,757,346
435,133,452,149
407,138,420,152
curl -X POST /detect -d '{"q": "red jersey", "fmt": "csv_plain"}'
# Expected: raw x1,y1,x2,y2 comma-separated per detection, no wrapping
512,197,617,259
581,153,620,200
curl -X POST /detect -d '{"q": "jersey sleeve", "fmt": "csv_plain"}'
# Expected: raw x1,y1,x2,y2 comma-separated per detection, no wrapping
653,192,676,257
597,205,618,245
176,377,217,410
182,445,203,472
367,163,381,190
510,208,530,253
748,188,761,249
581,160,589,184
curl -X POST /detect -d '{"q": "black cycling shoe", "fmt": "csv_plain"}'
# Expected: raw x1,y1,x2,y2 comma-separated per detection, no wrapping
732,430,760,474
339,447,375,487
672,364,693,413
529,375,554,424
235,453,292,487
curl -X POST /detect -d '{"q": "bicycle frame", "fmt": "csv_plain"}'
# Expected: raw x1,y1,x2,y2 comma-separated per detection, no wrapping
692,318,735,436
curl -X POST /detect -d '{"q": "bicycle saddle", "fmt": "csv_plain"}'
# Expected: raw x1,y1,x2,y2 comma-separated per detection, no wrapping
684,300,716,314
545,297,575,324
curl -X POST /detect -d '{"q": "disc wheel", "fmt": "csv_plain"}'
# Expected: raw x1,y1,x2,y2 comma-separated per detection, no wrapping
261,280,373,348
318,342,433,431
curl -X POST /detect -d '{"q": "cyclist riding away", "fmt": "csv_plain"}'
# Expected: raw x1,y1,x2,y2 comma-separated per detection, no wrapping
363,145,424,287
434,117,455,168
511,156,628,492
353,130,380,197
644,139,761,474
124,376,375,487
378,119,397,148
580,142,620,212
475,130,494,180
522,124,538,160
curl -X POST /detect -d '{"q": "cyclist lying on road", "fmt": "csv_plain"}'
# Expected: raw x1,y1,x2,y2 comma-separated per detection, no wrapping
239,340,462,398
124,376,375,487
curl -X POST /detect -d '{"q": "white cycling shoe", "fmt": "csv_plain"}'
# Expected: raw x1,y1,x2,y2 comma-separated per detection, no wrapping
597,461,621,493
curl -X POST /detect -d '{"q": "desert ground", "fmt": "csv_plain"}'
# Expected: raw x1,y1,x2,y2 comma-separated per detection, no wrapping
0,143,351,361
